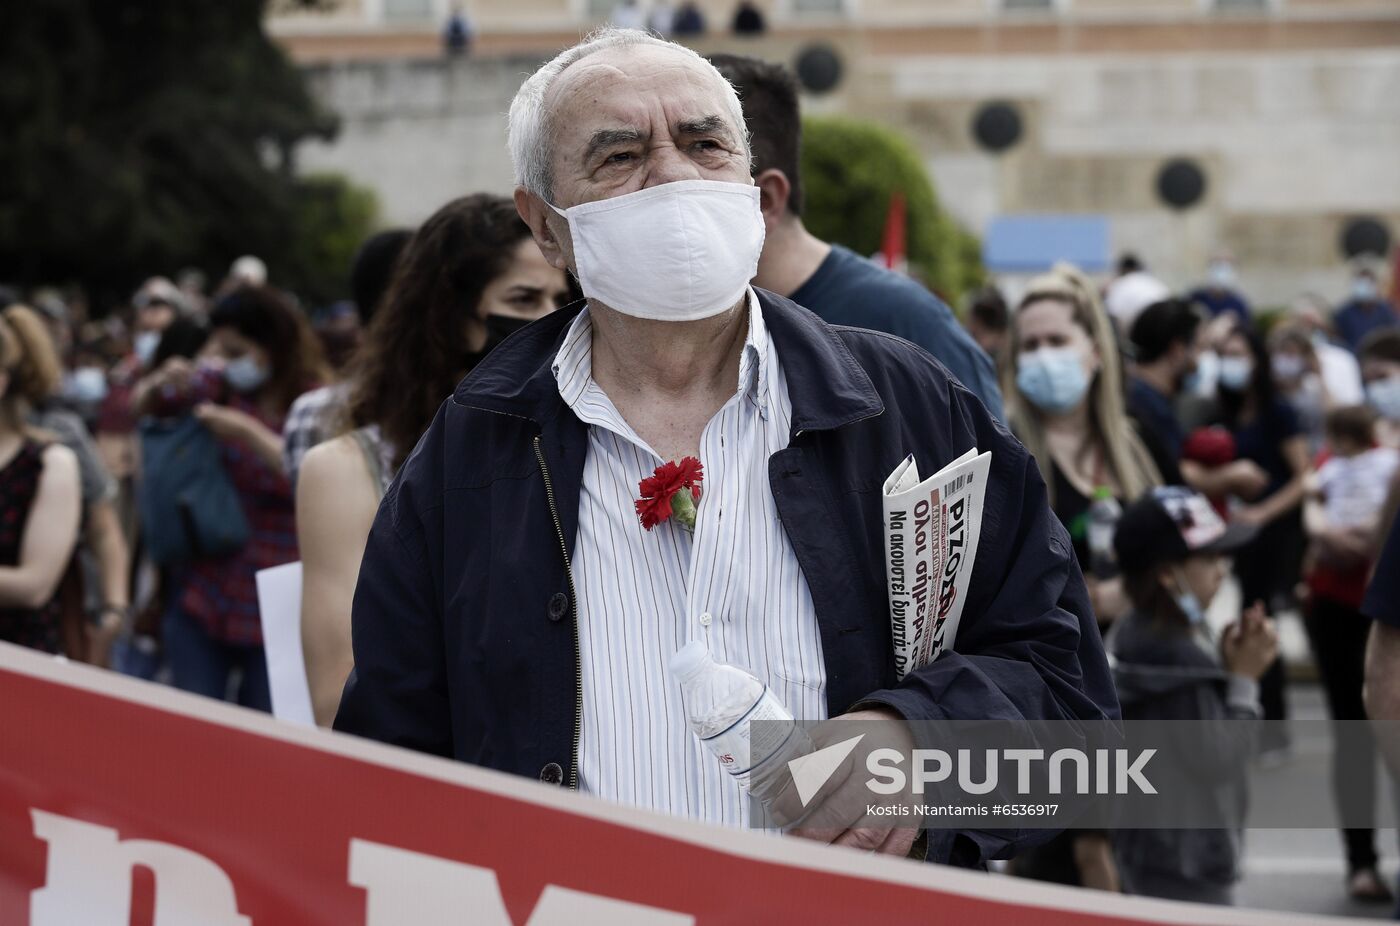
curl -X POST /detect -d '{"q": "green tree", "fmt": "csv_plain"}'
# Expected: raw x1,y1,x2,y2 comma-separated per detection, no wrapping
281,173,379,306
800,116,982,301
0,0,371,307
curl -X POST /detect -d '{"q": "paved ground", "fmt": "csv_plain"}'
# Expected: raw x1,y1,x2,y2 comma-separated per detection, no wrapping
1236,684,1396,921
1215,579,1396,919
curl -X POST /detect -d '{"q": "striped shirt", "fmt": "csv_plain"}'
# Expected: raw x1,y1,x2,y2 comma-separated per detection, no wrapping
553,291,827,827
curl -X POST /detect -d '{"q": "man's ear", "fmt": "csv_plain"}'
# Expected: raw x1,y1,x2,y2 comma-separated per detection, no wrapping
514,187,570,272
754,168,791,234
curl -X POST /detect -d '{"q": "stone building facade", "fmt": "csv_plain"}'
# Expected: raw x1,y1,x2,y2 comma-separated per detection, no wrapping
277,0,1400,305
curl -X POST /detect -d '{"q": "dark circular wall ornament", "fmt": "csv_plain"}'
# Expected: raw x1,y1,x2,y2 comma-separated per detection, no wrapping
971,102,1023,152
1156,158,1207,210
1340,217,1392,259
794,44,843,94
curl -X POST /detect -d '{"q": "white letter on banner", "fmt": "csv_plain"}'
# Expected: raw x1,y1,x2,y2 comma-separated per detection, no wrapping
29,809,250,926
349,839,694,926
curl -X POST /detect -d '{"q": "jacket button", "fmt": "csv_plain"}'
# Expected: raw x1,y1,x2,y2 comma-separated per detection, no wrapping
547,592,570,622
540,762,564,785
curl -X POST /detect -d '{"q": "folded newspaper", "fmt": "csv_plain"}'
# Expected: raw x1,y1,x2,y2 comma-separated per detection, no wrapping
882,449,992,681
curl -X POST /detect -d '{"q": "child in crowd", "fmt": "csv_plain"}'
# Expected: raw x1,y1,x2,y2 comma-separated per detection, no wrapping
1309,406,1400,542
1109,486,1276,906
1300,405,1399,902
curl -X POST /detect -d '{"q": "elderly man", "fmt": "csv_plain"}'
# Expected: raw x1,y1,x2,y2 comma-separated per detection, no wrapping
336,29,1117,867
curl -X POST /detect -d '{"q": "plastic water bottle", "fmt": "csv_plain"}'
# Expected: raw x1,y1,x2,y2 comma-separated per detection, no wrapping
1086,486,1122,580
669,640,811,809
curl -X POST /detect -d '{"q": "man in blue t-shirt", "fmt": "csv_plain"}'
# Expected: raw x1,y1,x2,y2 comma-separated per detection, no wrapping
709,54,1004,420
1187,255,1251,324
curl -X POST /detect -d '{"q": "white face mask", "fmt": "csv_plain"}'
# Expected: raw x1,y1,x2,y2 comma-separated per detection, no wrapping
1271,353,1306,382
548,179,765,322
1369,375,1400,421
1208,262,1236,289
1217,356,1253,392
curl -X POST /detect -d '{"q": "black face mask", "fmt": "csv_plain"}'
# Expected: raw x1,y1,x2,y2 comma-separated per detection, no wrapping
465,314,534,370
483,314,532,351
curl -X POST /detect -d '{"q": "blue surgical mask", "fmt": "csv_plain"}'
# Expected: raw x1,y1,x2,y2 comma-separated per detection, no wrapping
1191,350,1219,397
1016,347,1091,415
224,356,269,394
63,367,109,404
1217,356,1253,392
1271,353,1306,382
1352,277,1379,302
133,331,161,367
1172,573,1206,625
1208,262,1236,289
1176,590,1205,625
1368,376,1400,421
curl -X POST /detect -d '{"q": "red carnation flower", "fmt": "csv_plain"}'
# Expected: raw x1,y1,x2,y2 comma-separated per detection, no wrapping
635,457,704,531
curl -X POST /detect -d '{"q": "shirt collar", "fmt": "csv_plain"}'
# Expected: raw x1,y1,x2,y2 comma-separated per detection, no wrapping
552,288,774,421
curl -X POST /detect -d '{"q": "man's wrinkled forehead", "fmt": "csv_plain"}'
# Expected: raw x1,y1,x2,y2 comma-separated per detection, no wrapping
543,44,737,138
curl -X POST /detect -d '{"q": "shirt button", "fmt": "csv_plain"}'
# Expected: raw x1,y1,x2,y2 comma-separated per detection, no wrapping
540,762,564,785
547,592,570,622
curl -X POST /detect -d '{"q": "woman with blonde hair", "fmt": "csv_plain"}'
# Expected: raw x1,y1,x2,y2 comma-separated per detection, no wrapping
1003,264,1162,893
0,305,82,653
1004,265,1162,560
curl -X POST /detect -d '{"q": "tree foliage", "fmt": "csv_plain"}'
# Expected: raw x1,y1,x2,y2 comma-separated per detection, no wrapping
0,0,372,307
800,116,982,301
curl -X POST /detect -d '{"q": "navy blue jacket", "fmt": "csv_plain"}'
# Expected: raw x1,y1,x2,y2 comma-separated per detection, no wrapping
335,290,1119,864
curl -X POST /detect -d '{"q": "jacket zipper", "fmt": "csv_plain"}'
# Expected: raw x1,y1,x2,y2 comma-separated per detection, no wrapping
533,434,582,791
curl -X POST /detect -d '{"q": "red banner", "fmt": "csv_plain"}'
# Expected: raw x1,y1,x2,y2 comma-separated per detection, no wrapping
0,643,1341,925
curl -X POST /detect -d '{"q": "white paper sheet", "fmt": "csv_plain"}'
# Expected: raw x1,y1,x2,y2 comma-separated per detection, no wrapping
255,562,315,727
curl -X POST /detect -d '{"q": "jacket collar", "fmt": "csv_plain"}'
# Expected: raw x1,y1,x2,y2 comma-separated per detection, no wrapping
453,288,884,435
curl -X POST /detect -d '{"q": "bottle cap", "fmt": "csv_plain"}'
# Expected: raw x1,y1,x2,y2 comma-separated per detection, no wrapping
1092,485,1114,502
669,640,712,683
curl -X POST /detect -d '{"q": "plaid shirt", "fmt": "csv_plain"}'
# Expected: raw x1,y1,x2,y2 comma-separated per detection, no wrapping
281,382,349,492
177,371,300,647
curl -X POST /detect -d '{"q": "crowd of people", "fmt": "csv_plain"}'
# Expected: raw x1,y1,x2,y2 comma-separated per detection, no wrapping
4,29,1400,914
983,252,1400,905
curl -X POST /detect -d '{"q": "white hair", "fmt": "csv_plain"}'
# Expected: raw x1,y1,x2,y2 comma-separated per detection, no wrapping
230,255,267,286
507,28,750,201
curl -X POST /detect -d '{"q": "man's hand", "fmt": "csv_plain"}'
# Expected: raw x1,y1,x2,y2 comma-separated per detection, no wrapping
784,707,919,857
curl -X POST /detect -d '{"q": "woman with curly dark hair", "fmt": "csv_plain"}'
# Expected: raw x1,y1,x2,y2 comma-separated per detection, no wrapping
298,194,572,725
135,285,327,709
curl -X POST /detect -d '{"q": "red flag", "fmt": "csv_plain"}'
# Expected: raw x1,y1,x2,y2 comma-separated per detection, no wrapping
1391,244,1400,307
881,191,907,272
